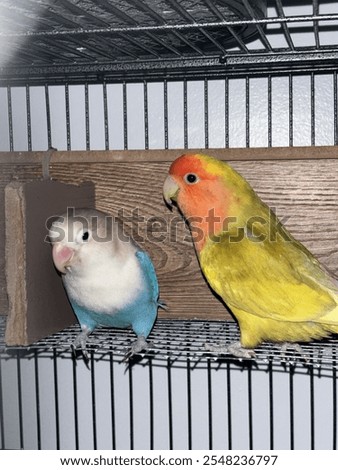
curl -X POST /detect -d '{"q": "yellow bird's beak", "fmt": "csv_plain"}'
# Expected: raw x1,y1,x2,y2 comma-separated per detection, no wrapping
163,175,179,207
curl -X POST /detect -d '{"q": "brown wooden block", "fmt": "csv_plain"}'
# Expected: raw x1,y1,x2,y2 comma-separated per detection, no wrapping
5,180,95,346
0,163,47,314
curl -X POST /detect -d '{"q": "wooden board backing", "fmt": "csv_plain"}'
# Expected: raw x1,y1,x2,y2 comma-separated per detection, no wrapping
0,147,337,341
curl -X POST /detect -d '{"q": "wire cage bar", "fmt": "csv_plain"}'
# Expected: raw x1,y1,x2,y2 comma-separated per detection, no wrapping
1,72,338,152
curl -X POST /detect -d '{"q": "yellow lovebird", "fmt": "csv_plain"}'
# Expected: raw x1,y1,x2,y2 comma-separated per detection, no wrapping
163,153,338,358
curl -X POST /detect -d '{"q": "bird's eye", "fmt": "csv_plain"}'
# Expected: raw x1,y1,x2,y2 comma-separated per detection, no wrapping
75,228,91,244
184,173,199,184
82,231,89,241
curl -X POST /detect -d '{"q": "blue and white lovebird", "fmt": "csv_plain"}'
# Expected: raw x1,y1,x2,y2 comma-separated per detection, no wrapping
49,208,164,359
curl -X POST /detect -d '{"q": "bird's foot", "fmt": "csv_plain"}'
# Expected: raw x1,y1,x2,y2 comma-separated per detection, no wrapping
279,342,309,364
72,330,93,361
123,336,153,362
204,341,256,359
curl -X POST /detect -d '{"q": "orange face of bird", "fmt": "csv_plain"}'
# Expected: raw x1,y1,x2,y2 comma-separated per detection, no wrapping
163,154,236,252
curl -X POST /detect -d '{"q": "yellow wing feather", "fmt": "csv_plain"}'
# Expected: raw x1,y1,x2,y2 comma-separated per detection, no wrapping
199,210,338,347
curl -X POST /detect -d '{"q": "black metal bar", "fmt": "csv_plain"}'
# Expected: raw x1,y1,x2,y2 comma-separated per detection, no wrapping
90,353,97,450
268,360,274,450
92,0,183,58
242,0,272,52
311,72,315,146
3,13,338,38
186,358,192,450
225,78,229,148
16,352,24,449
333,349,337,450
72,355,79,450
164,79,168,149
183,80,188,149
41,36,98,62
309,366,315,449
198,29,228,56
20,39,76,64
274,0,295,51
4,54,338,87
128,360,134,450
167,358,173,450
57,0,111,28
65,83,71,151
226,362,232,450
148,358,154,450
247,364,253,450
34,350,41,450
204,78,209,149
7,86,13,151
24,0,91,31
117,32,161,59
109,351,116,450
226,26,250,54
127,0,204,56
166,0,227,55
207,359,213,450
144,81,149,150
62,35,118,62
45,84,52,149
103,82,109,151
144,31,182,58
171,32,204,56
0,356,4,449
246,76,250,148
0,354,6,450
85,83,90,151
289,365,295,450
53,350,60,450
25,85,32,151
123,82,128,150
334,71,338,146
93,38,139,61
202,0,249,54
313,0,320,50
95,0,140,25
268,75,272,147
289,74,293,147
2,47,40,66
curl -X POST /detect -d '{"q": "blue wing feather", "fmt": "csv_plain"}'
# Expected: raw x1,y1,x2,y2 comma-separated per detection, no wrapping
135,250,159,303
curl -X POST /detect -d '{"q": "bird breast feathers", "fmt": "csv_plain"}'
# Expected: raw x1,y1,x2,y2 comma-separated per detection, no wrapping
63,253,144,313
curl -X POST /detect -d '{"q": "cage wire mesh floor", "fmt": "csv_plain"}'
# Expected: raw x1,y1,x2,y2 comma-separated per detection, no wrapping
1,316,338,370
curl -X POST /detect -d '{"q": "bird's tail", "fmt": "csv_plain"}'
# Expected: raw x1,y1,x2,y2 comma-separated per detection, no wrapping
317,302,338,334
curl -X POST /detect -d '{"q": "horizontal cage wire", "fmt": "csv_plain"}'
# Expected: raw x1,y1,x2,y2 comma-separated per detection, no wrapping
1,316,338,371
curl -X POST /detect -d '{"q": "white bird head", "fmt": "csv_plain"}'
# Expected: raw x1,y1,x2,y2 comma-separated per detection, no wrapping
49,208,119,274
